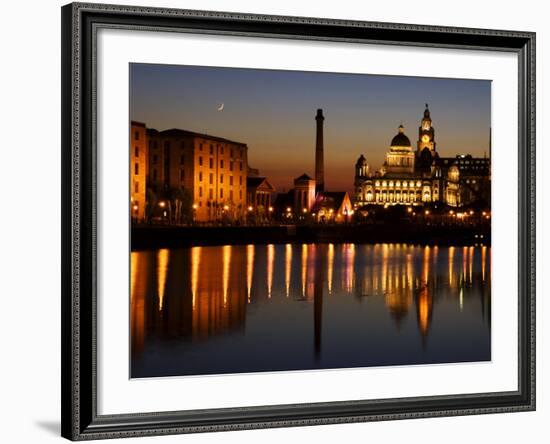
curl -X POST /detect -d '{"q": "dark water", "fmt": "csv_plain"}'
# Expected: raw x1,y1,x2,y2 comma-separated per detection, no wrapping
131,243,491,378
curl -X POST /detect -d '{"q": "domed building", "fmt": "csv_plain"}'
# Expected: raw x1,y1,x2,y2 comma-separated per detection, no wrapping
353,104,487,208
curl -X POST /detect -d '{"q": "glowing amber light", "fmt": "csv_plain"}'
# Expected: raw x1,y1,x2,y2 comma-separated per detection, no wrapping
246,244,255,303
343,243,355,293
190,247,201,310
223,205,229,211
267,244,275,298
418,288,430,336
481,245,487,281
248,206,253,212
192,203,198,210
327,243,334,295
130,252,145,355
448,246,455,287
301,244,308,297
222,245,231,307
285,244,292,298
462,247,468,287
268,206,273,212
422,246,430,285
159,201,166,208
157,249,170,311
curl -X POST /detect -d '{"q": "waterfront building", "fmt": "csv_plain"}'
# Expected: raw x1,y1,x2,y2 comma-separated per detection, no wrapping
144,126,248,222
293,173,317,214
311,192,353,223
246,177,276,216
130,121,148,221
354,104,490,208
273,109,353,223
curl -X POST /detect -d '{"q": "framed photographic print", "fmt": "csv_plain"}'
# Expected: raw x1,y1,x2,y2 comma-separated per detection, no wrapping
61,2,536,440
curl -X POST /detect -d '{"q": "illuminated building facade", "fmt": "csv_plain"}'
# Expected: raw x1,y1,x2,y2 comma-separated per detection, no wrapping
130,122,148,221
354,105,490,208
293,173,317,213
311,192,353,223
246,177,276,215
273,110,354,223
144,125,249,222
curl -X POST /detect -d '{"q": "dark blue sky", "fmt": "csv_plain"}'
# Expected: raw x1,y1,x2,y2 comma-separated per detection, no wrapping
130,64,491,193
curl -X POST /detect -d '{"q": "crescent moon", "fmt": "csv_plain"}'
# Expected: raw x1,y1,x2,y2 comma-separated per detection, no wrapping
217,103,224,111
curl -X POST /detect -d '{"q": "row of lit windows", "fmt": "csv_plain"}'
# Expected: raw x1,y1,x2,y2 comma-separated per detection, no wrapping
197,173,243,186
197,187,243,201
148,154,244,172
374,180,423,188
198,142,243,159
197,158,243,171
147,139,245,159
148,168,245,187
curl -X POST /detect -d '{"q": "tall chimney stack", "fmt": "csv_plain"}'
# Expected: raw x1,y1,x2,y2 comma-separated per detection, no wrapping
315,109,325,194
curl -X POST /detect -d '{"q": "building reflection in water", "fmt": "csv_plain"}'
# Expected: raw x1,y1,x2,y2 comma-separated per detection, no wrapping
267,244,275,298
246,244,254,303
131,243,491,375
191,246,201,309
157,248,170,312
285,244,292,298
327,243,334,295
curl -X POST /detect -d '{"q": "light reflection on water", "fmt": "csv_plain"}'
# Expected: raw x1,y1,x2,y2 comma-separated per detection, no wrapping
131,243,491,378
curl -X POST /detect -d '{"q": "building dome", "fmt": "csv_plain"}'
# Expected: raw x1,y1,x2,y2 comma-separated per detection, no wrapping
391,125,411,147
356,154,368,167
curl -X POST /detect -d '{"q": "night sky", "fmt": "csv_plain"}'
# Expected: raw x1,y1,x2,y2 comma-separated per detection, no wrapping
130,64,491,194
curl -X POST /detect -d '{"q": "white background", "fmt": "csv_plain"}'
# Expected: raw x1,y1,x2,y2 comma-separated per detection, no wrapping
0,0,546,443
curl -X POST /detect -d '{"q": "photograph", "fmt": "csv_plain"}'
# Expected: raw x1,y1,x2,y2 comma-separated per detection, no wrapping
129,64,492,378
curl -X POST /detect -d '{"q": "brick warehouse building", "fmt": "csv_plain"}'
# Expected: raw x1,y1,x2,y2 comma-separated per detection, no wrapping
130,122,148,221
130,121,249,223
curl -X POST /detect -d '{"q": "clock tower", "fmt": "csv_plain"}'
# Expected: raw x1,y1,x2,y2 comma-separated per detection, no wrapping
417,104,436,154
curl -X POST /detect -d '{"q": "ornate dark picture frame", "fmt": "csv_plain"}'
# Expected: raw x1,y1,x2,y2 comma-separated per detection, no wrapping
61,2,535,440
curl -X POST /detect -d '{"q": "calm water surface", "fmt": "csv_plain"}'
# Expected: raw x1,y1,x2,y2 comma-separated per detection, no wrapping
131,243,490,378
